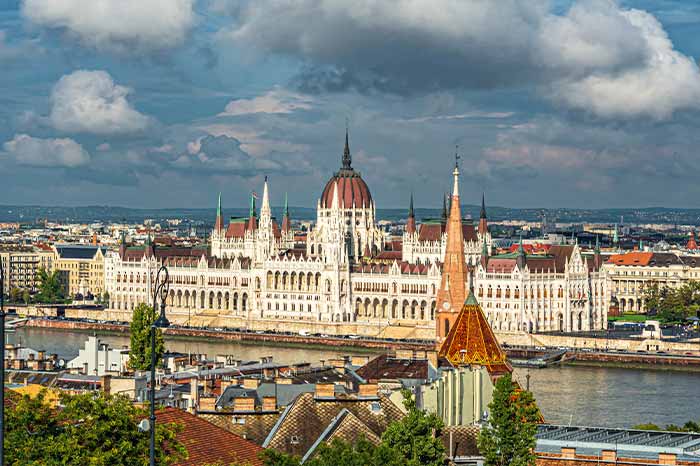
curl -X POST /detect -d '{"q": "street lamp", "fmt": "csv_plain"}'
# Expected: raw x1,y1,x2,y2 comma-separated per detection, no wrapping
0,261,4,466
149,265,170,466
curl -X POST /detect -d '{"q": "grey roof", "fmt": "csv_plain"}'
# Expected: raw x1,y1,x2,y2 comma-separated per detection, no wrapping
55,245,105,260
536,424,700,461
216,382,350,410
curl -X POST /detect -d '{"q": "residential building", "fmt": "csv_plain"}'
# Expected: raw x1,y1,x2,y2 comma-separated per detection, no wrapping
53,244,106,298
0,246,54,295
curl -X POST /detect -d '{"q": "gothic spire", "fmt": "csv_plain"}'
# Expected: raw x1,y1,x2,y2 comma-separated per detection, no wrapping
406,193,416,235
282,192,291,233
342,127,352,170
214,192,224,232
408,192,414,218
480,193,487,219
441,194,448,222
516,235,526,269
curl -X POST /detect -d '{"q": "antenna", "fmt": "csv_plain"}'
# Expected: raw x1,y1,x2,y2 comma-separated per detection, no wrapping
454,145,461,168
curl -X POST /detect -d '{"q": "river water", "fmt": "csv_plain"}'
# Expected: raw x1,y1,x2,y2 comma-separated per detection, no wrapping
10,327,700,429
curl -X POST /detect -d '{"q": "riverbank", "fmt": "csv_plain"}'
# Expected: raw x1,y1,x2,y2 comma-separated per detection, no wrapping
22,318,700,372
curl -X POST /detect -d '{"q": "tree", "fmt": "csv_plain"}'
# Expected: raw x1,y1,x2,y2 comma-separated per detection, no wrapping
102,291,110,306
643,280,700,323
35,267,66,304
478,373,540,466
381,389,445,466
9,287,21,303
22,289,31,304
129,302,165,371
5,390,186,465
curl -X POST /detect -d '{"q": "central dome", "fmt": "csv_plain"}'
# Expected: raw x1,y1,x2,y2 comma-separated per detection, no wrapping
320,132,372,209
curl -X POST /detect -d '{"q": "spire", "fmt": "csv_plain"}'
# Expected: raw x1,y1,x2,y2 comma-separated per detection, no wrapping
260,176,271,220
342,127,352,170
478,193,489,235
214,192,224,232
247,192,257,231
438,291,511,375
480,236,489,268
441,194,448,222
688,229,698,250
281,192,291,233
516,235,526,269
119,230,127,257
406,193,416,235
595,235,600,254
436,162,468,341
613,223,619,245
639,238,643,251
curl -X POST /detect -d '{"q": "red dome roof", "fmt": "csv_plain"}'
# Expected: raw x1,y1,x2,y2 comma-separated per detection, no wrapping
320,130,373,209
321,171,372,209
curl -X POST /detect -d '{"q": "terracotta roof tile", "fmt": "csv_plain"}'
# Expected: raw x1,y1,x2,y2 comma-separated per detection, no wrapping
156,407,264,466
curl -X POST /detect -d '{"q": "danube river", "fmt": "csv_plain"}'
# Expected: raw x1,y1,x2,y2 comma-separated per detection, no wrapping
11,327,700,429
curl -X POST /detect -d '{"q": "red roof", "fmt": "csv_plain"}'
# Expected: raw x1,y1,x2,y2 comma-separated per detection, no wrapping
156,407,264,466
607,252,653,266
417,222,478,242
320,171,372,209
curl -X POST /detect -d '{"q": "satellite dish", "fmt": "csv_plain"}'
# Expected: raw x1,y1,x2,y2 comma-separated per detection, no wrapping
57,359,66,368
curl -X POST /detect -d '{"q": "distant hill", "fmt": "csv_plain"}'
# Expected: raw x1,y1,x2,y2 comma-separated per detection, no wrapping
1,204,699,226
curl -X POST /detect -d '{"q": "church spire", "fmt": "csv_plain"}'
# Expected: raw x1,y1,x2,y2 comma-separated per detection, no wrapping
516,235,526,269
436,161,468,341
282,192,291,233
260,176,271,223
406,193,416,234
342,127,352,170
247,192,257,231
214,192,224,232
478,193,489,235
441,194,448,223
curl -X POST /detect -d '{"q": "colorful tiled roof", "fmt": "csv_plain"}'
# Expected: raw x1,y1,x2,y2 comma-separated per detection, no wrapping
438,292,511,375
156,407,264,466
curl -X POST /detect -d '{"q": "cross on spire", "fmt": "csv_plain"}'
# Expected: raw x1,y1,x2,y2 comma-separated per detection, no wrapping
342,126,352,170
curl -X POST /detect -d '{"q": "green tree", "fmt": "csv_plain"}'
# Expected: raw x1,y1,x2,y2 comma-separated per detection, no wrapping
644,280,700,323
5,390,186,465
22,289,31,304
381,389,445,466
35,267,66,303
102,290,110,306
478,373,540,466
9,287,21,303
129,302,165,371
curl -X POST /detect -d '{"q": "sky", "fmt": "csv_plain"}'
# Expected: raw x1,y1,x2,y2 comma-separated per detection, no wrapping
2,0,700,210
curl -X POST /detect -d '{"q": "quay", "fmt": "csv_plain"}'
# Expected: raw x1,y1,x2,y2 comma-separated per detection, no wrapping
22,317,700,370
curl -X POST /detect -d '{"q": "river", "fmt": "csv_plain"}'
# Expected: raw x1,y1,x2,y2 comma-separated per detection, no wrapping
10,327,700,429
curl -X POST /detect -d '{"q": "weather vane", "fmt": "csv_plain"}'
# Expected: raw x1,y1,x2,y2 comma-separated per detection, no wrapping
454,144,461,168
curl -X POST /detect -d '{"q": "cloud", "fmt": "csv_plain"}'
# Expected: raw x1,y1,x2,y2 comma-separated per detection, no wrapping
174,134,313,176
227,0,700,119
49,70,150,134
546,8,700,120
22,0,196,54
219,88,313,117
3,134,90,167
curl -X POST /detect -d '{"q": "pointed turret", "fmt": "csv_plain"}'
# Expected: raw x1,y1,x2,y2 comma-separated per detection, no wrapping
406,193,416,234
613,223,619,246
436,162,468,341
281,192,291,233
247,193,257,231
144,232,155,258
688,229,698,250
342,127,352,170
438,291,511,375
593,235,602,269
516,235,526,269
480,237,489,268
441,194,448,223
478,193,489,235
260,176,271,222
639,238,644,251
214,192,224,232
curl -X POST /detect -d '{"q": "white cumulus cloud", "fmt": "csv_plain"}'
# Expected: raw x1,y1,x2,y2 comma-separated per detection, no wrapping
228,0,700,120
49,70,150,134
219,88,313,117
3,134,90,167
22,0,195,53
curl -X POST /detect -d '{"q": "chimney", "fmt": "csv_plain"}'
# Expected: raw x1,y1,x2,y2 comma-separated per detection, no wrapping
328,358,345,368
395,349,413,360
189,379,199,412
100,375,111,394
233,397,255,413
314,383,335,399
199,396,217,411
358,383,378,398
242,378,260,389
220,379,232,393
601,450,616,462
561,447,576,459
275,377,292,385
262,396,277,412
351,356,370,366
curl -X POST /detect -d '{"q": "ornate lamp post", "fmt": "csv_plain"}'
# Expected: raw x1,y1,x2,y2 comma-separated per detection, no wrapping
149,265,170,466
